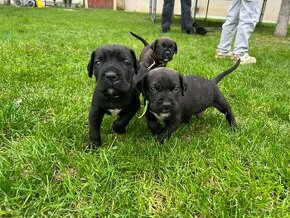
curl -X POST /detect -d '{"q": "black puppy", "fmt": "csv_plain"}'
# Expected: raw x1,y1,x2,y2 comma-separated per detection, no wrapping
130,32,177,82
192,21,208,36
138,59,240,143
87,45,140,147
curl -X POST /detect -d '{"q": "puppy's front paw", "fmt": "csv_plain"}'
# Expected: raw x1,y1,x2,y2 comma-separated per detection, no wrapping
85,140,101,150
156,133,166,144
112,122,126,134
231,122,239,131
147,121,164,135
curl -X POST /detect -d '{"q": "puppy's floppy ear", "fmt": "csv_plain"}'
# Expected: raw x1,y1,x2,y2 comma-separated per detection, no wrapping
130,49,139,74
174,41,178,54
137,74,148,97
150,40,159,51
87,51,95,78
178,74,187,96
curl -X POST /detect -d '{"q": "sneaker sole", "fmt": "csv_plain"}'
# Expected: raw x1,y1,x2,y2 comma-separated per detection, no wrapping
215,54,233,59
240,61,256,64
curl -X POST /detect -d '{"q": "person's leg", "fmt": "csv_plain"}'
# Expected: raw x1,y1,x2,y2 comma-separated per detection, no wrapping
217,0,241,54
162,0,175,32
233,0,259,56
180,0,193,34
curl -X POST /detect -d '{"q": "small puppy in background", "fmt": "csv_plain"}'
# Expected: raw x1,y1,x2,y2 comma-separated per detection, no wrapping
137,59,240,143
192,21,208,36
87,44,140,147
130,32,178,82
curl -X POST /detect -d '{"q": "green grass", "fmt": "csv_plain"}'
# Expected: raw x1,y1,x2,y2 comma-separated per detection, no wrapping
0,6,289,217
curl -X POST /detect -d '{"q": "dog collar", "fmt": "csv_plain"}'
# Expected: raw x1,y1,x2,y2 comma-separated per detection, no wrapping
147,61,156,71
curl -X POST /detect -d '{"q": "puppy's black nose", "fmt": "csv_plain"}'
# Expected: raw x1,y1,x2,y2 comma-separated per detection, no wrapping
105,72,117,81
165,51,170,55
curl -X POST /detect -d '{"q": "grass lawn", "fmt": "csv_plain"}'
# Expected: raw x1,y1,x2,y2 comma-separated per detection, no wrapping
0,6,289,217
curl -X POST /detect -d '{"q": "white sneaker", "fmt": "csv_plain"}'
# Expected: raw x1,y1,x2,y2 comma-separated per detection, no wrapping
215,49,233,58
233,53,256,64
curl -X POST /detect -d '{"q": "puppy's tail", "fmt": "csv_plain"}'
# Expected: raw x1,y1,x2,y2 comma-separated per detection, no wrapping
212,59,241,84
130,32,149,47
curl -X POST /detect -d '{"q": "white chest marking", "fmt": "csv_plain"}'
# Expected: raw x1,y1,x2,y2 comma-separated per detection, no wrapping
108,109,122,116
152,112,170,120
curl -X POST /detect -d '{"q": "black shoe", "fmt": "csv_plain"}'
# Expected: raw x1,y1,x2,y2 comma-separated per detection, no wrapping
162,26,170,33
185,29,194,35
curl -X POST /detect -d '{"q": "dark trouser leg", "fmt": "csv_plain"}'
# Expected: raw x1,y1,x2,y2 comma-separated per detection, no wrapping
161,0,174,32
181,0,193,33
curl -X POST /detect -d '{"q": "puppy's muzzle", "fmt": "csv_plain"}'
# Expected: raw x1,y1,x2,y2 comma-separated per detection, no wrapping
163,50,173,61
102,71,123,97
105,71,117,84
151,98,175,118
151,100,172,120
162,101,171,112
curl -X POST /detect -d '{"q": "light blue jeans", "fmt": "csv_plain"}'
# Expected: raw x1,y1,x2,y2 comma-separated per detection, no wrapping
217,0,259,56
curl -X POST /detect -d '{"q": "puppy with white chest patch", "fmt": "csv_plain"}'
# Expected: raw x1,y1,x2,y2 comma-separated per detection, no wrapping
138,59,241,143
87,44,140,147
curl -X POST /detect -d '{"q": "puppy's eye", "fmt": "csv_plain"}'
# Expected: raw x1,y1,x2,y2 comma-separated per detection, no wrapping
149,86,157,93
173,86,180,93
122,60,131,66
95,59,102,66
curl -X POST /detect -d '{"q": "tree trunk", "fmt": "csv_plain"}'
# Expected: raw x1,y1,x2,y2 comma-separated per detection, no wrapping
274,0,290,37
